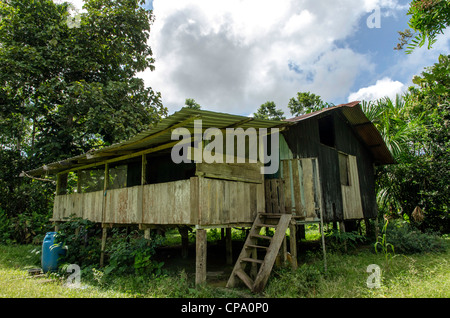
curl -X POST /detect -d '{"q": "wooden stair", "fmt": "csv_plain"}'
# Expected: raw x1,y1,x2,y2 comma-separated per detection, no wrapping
226,212,292,293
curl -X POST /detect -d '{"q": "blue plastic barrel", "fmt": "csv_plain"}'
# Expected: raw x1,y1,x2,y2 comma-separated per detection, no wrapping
41,232,65,273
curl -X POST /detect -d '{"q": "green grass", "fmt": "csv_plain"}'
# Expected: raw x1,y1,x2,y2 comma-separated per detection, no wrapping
1,237,449,298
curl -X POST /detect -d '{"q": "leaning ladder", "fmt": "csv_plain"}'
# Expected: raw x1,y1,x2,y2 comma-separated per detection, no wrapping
226,212,292,293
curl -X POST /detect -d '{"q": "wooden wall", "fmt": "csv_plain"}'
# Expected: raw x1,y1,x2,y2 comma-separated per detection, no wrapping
279,158,322,221
53,175,264,226
282,111,378,222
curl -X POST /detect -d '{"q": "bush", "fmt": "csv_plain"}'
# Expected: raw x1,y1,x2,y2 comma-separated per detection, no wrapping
104,229,165,277
384,221,446,254
325,228,365,252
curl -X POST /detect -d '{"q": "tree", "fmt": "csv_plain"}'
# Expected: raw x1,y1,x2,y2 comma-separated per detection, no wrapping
371,56,450,233
0,0,166,164
396,0,450,53
185,98,201,110
0,0,166,241
253,101,285,120
287,92,329,116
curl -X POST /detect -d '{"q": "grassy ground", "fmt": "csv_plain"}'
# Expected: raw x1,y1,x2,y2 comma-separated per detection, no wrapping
1,230,449,298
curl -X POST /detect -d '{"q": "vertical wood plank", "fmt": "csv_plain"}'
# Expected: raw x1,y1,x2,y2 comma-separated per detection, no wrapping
190,177,199,225
291,159,301,216
303,159,316,220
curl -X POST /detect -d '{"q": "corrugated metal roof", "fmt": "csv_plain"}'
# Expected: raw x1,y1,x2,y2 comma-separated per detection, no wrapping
285,101,395,165
26,107,289,176
26,102,394,177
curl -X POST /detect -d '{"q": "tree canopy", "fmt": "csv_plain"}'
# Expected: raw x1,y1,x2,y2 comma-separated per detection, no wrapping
253,101,285,120
0,0,166,242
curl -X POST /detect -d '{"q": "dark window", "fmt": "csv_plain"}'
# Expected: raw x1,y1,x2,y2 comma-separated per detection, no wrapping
318,115,335,147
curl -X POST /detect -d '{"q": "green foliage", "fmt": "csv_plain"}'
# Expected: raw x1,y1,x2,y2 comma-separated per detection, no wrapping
265,264,322,297
0,0,167,244
363,56,449,233
325,228,365,252
185,98,201,110
0,208,11,244
287,92,332,116
405,0,450,53
54,217,102,268
374,219,395,268
385,220,447,254
253,101,285,120
104,229,165,277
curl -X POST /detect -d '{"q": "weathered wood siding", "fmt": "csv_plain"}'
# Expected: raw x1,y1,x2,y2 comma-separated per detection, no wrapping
52,176,264,226
279,158,322,220
105,186,143,224
340,155,364,219
53,191,103,222
142,179,192,224
282,111,378,222
197,177,264,225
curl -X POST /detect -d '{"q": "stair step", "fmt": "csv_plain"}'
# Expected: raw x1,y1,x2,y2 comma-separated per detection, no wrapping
258,213,285,217
227,213,293,293
256,223,277,228
241,257,264,264
235,270,254,290
251,234,272,240
245,244,268,250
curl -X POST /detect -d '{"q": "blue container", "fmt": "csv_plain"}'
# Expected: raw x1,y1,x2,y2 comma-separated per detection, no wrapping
41,232,65,273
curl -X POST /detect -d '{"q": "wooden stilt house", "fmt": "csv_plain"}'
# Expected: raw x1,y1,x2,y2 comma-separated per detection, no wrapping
26,102,394,292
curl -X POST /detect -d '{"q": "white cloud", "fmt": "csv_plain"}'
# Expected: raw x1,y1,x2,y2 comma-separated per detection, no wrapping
347,77,405,102
141,0,385,115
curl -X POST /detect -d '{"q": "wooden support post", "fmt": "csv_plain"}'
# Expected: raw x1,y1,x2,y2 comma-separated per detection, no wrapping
100,225,108,267
195,229,207,285
179,226,189,259
144,228,151,240
281,236,287,263
289,223,298,270
226,228,232,265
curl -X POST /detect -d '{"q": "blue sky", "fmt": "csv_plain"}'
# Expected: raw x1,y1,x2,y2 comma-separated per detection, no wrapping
71,0,450,116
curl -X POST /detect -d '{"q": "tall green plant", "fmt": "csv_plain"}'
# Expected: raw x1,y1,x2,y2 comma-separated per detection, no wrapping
374,219,395,269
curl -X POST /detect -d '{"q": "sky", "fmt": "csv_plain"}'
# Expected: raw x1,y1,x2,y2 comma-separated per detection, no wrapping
68,0,450,117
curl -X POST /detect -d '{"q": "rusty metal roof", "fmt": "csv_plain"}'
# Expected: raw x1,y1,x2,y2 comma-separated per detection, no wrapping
285,101,395,165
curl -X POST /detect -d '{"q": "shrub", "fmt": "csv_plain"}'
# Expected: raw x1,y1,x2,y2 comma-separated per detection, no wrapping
385,220,446,254
325,228,365,252
54,217,102,268
104,229,165,277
